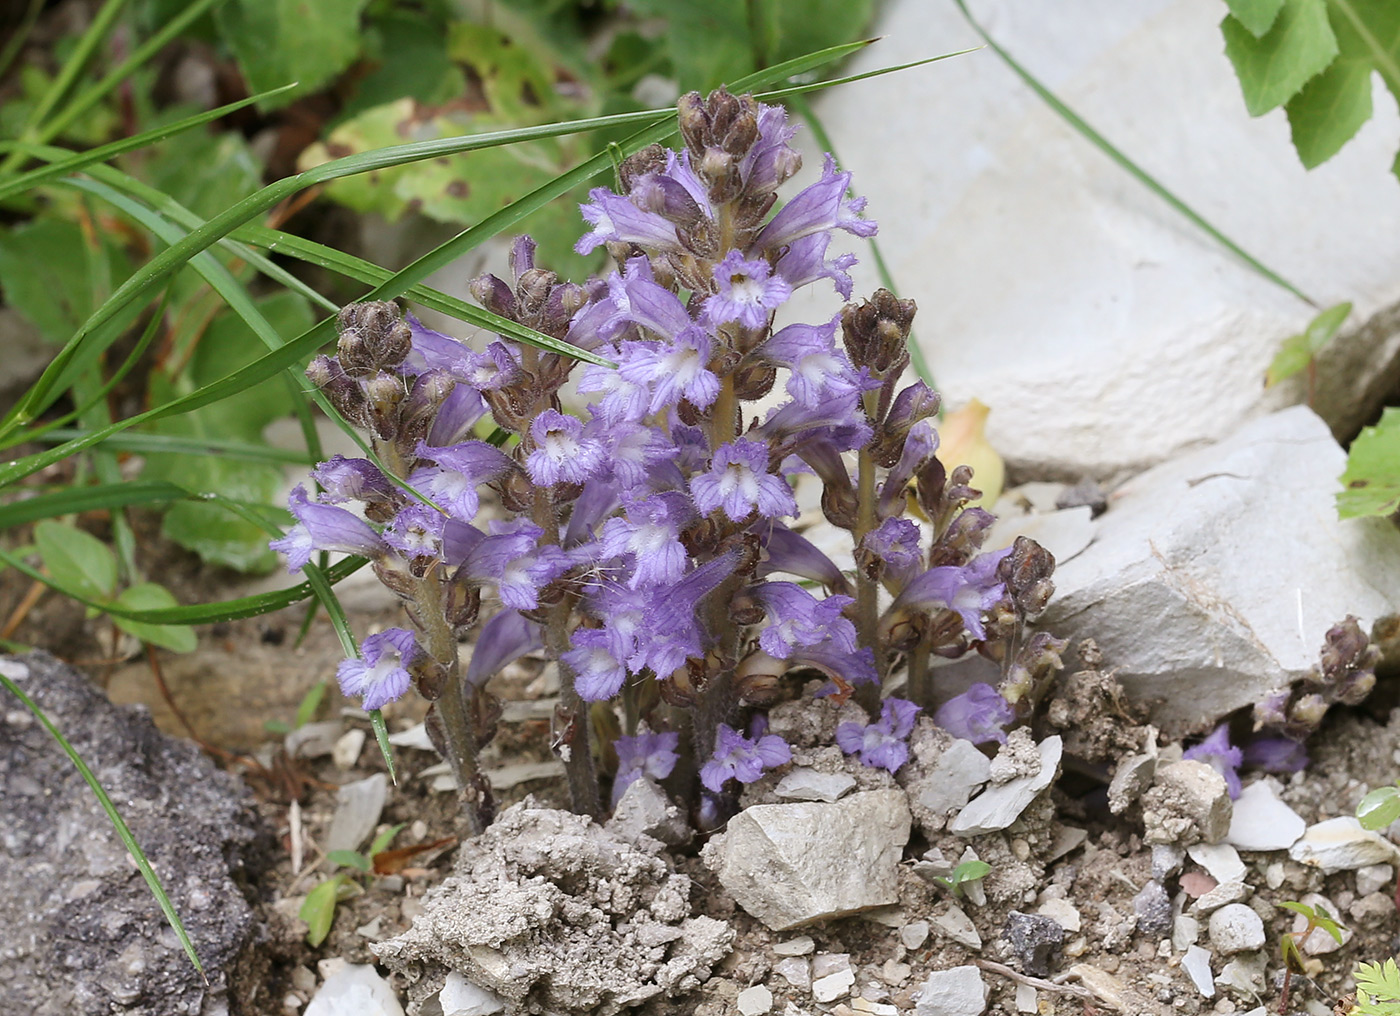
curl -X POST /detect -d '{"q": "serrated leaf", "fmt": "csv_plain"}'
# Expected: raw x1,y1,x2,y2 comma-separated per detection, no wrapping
299,875,344,947
1338,406,1400,518
214,0,372,107
1222,0,1339,116
1227,0,1287,37
1357,958,1400,1003
1357,784,1400,829
326,850,372,872
34,520,118,602
110,583,198,653
1266,300,1352,385
1286,45,1373,167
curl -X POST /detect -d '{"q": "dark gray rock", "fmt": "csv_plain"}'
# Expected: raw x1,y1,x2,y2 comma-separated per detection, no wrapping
1133,881,1173,938
1003,911,1064,977
0,652,272,1016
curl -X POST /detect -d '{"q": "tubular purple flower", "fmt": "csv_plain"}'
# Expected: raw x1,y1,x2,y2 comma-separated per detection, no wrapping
861,517,924,588
463,341,521,391
933,683,1014,744
699,722,792,792
498,543,574,611
796,644,880,693
612,273,695,340
705,251,792,329
616,330,720,414
382,503,446,559
758,317,867,408
458,519,544,584
599,492,695,589
426,384,488,447
753,154,877,251
883,381,942,439
579,344,653,424
401,313,472,377
1241,735,1309,774
739,103,802,193
690,438,797,522
752,581,857,659
269,484,384,573
894,548,1012,640
409,439,516,521
758,389,873,451
1183,724,1243,799
626,551,738,677
526,410,608,486
879,420,939,516
575,187,682,255
774,232,858,299
757,523,848,591
612,730,681,806
337,628,418,711
311,456,394,504
565,626,634,702
464,609,543,687
836,697,921,773
588,419,678,492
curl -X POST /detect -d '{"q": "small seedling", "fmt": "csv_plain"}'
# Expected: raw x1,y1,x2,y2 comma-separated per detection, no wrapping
932,860,991,901
299,823,404,947
1353,958,1400,1015
1355,785,1400,911
1277,901,1345,1015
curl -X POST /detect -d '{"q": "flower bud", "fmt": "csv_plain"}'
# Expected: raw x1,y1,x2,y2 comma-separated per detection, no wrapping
840,289,915,377
337,301,411,376
363,371,406,440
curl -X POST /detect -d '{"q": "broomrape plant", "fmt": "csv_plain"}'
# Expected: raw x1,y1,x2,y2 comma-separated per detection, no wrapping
272,89,1062,832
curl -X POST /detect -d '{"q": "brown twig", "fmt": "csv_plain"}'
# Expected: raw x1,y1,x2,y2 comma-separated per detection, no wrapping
0,579,46,640
974,959,1098,1001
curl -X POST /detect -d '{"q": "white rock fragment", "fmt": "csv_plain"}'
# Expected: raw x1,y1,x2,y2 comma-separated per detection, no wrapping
1036,897,1081,934
1042,407,1400,733
1357,863,1394,897
325,774,388,854
1191,881,1251,915
812,970,855,1004
1172,915,1200,952
772,936,815,956
862,905,905,928
737,984,774,1016
776,768,857,803
331,729,366,769
933,906,982,950
949,737,1062,836
305,964,403,1016
1208,904,1265,955
1014,983,1037,1013
287,721,344,760
702,791,911,930
811,954,851,980
774,957,811,991
1226,782,1306,852
438,972,505,1016
1290,817,1400,873
882,959,911,985
900,921,930,950
914,966,988,1016
1188,843,1246,885
1107,752,1157,814
1181,945,1215,998
606,778,690,847
1143,760,1232,845
912,738,991,818
851,999,898,1016
1216,952,1267,997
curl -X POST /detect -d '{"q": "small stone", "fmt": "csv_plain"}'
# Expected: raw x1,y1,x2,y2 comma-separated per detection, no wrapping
325,774,389,854
1036,896,1081,933
1173,916,1200,952
1004,911,1064,977
851,999,898,1016
773,935,815,956
291,966,317,993
1215,952,1266,997
812,953,851,980
813,970,856,1004
1290,893,1353,954
1208,905,1265,955
901,921,930,950
1181,945,1215,998
775,957,812,991
934,906,982,950
286,721,343,759
1191,881,1251,915
1142,761,1232,846
306,964,404,1016
776,768,857,803
606,777,691,847
1188,844,1246,885
988,727,1043,783
738,985,774,1016
1356,863,1394,897
1152,844,1186,880
914,966,988,1016
1134,881,1173,937
1108,752,1158,814
882,959,912,985
863,905,905,928
1290,817,1400,874
1350,891,1394,928
914,739,992,818
1048,826,1089,861
1015,983,1037,1013
438,972,505,1016
1225,782,1305,852
1265,862,1285,890
950,737,1062,836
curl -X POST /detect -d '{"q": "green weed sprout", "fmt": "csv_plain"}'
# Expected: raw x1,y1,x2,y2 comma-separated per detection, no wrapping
1277,901,1345,1015
299,823,404,947
1354,958,1400,1015
932,859,991,901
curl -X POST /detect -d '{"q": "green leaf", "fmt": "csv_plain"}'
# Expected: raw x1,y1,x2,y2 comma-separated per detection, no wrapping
1338,406,1400,518
215,0,372,106
33,519,118,602
1227,0,1287,37
0,217,131,344
951,859,992,884
295,681,327,728
1357,783,1400,829
1222,0,1339,116
300,874,344,946
1265,300,1352,385
336,10,464,122
326,850,372,872
626,0,752,91
767,0,876,71
1279,900,1317,918
139,120,263,220
109,583,198,653
1314,912,1345,945
1286,39,1373,167
1357,958,1400,1004
368,822,405,857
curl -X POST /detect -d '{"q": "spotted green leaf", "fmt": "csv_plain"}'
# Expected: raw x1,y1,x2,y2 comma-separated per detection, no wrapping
1338,406,1400,518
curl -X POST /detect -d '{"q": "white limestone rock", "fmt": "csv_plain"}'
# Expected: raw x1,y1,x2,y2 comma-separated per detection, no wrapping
776,768,857,803
933,906,983,951
737,985,774,1016
306,964,404,1016
949,736,1062,836
1182,945,1216,998
701,790,911,930
1041,406,1400,733
1290,817,1400,874
1208,904,1265,955
914,966,988,1016
807,0,1400,482
1226,782,1306,852
438,973,505,1016
1187,843,1246,885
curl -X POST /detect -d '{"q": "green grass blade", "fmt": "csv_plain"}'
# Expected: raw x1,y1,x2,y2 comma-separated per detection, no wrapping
0,0,44,81
951,0,1316,308
0,668,204,976
37,430,313,465
0,481,193,528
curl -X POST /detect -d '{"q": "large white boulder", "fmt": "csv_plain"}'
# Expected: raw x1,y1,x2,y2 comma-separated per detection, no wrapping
806,0,1400,480
1041,406,1400,733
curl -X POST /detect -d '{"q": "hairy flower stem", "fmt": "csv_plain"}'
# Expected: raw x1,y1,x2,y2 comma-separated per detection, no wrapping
853,446,881,712
906,627,933,709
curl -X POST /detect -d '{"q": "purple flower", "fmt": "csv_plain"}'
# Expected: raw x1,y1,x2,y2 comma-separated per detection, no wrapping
463,341,521,391
690,439,797,522
409,439,516,521
757,523,848,591
575,187,682,254
564,626,633,701
589,419,677,491
401,313,472,377
796,644,881,694
426,384,488,447
628,552,736,676
836,698,921,773
752,581,856,659
615,331,720,414
1242,735,1309,774
754,154,877,251
464,609,543,687
612,730,680,806
269,484,384,573
879,420,939,516
699,722,792,792
526,410,608,486
894,548,1011,640
457,519,573,610
337,628,418,711
774,232,858,299
933,683,1014,744
739,102,802,193
381,503,446,559
578,344,653,423
705,251,791,329
1183,723,1244,799
498,543,573,611
311,456,393,504
861,517,924,587
759,317,867,407
599,492,694,588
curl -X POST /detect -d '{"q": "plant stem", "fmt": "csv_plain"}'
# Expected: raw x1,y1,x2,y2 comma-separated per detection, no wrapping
546,606,601,817
852,442,881,713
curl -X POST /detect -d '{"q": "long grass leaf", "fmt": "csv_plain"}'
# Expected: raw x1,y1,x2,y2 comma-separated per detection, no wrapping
0,669,204,975
36,430,313,465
